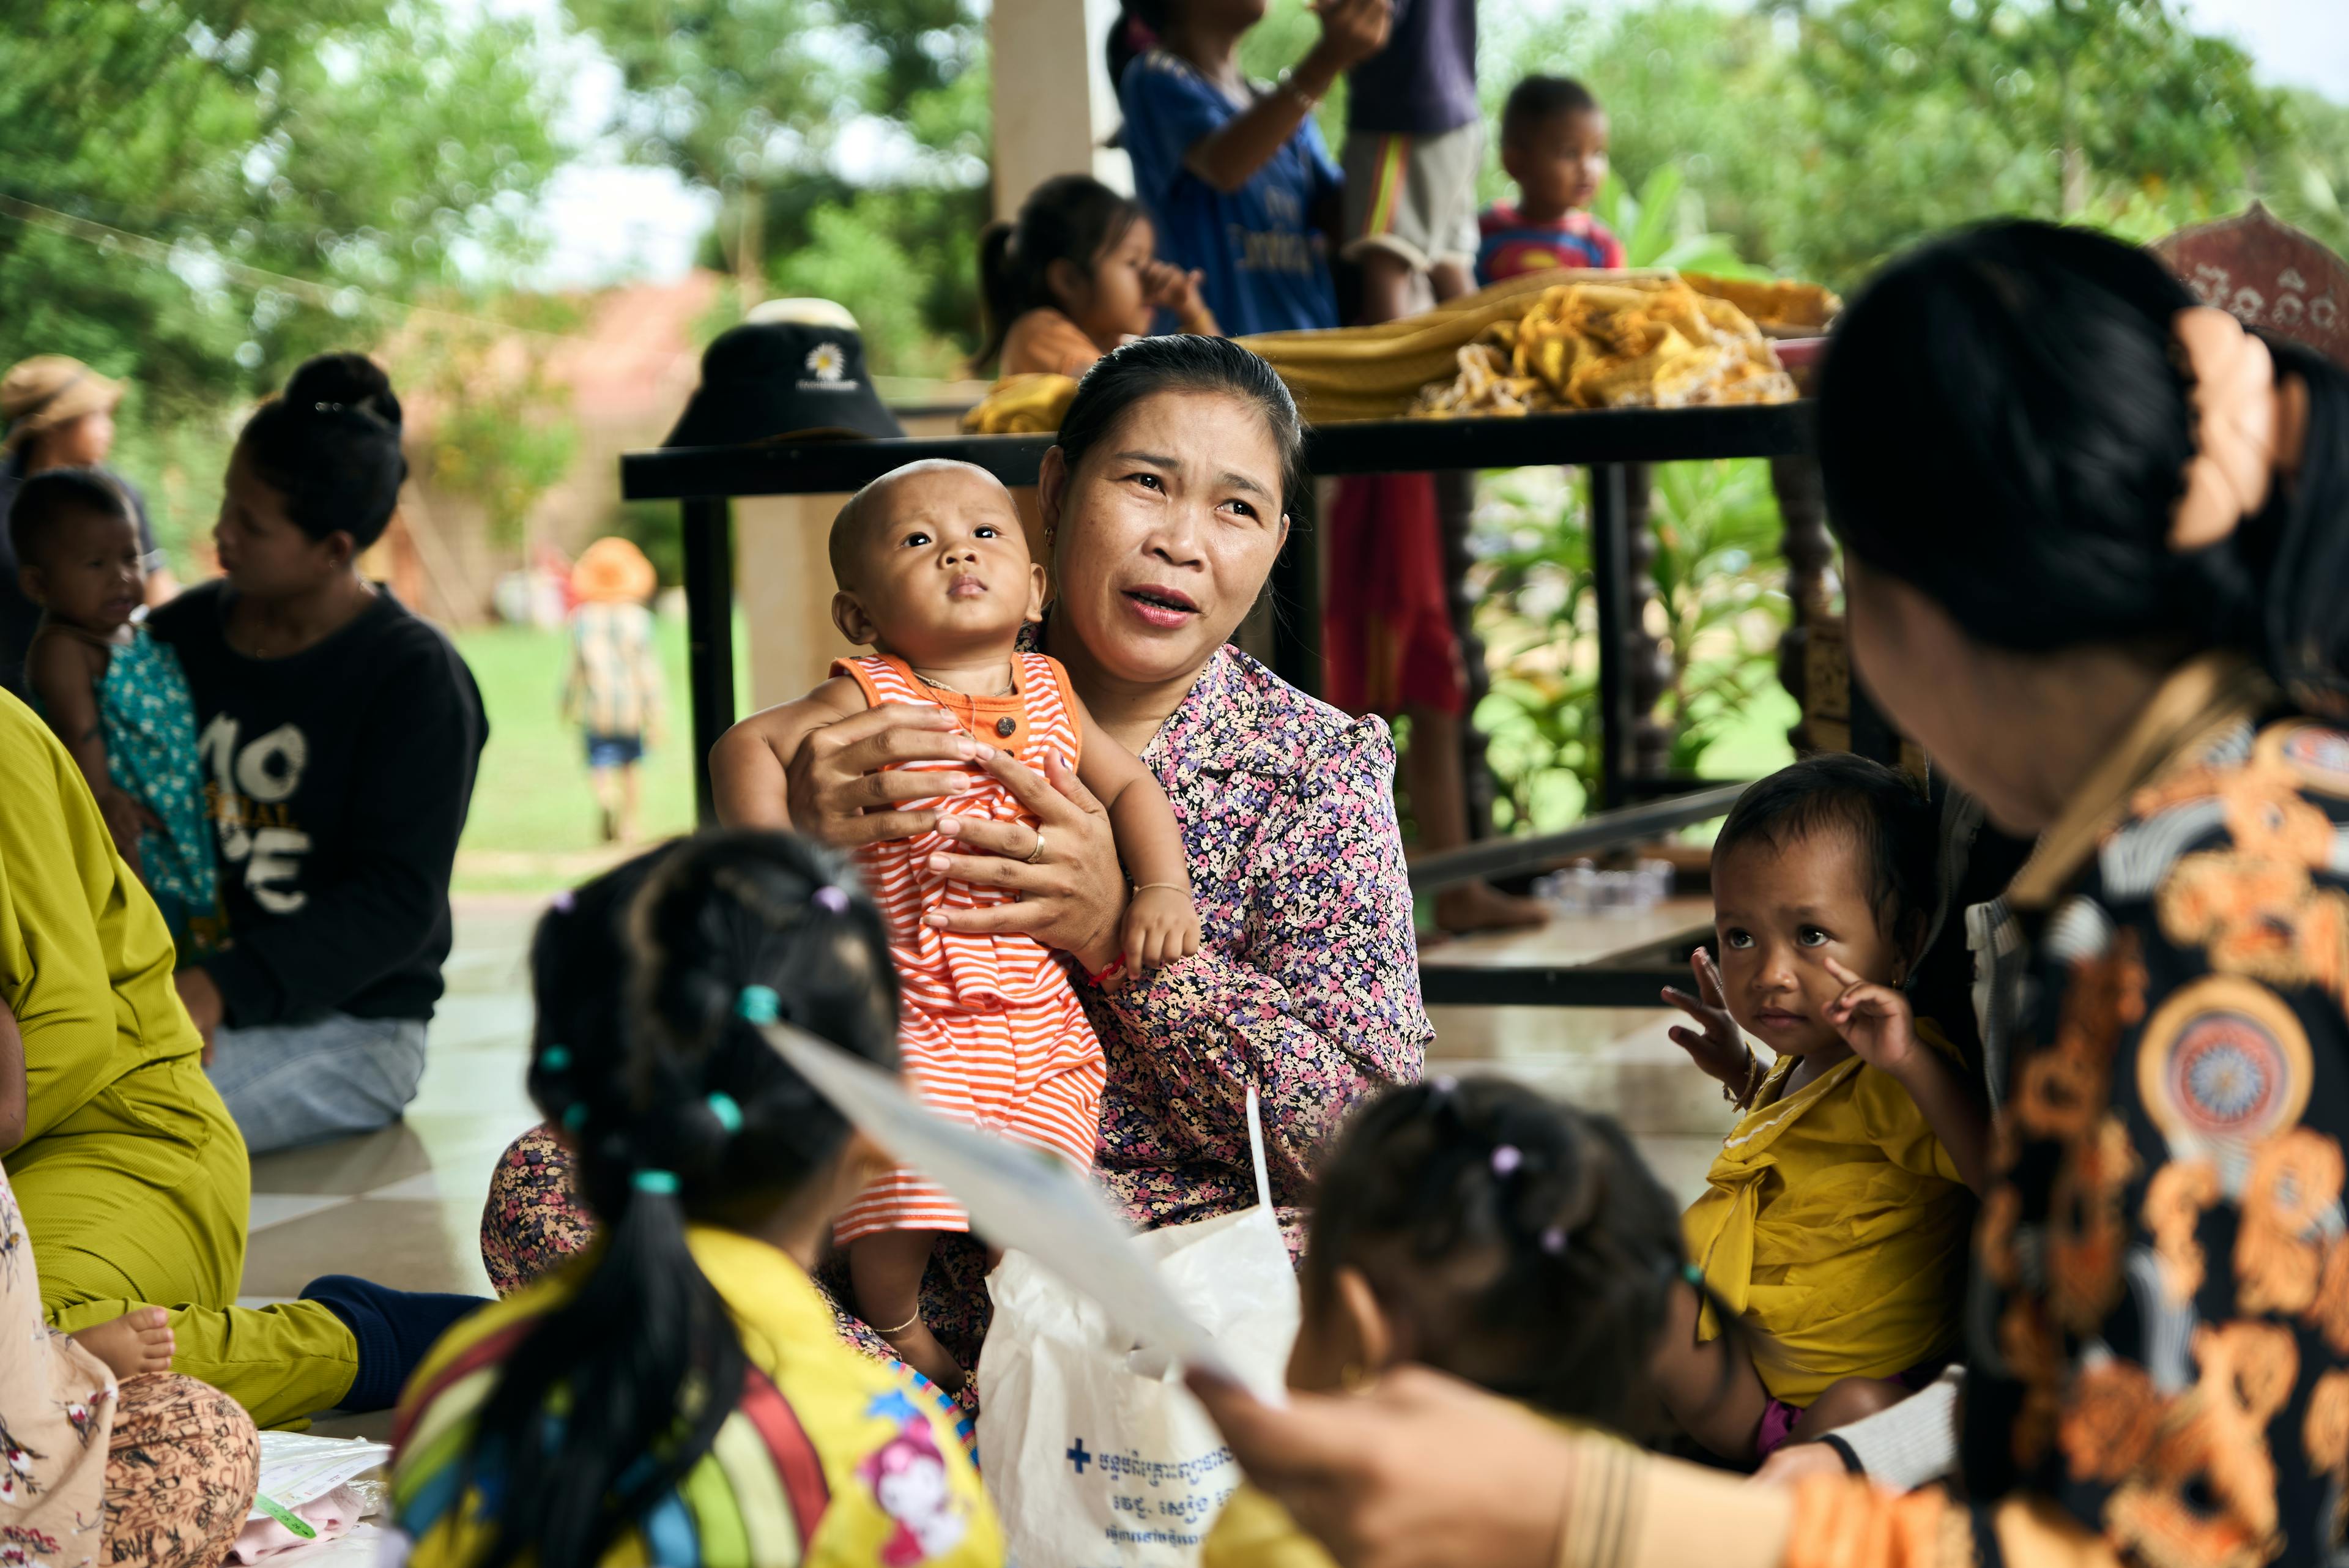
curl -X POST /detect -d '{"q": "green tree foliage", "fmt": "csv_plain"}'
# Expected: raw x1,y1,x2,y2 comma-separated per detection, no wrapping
573,0,990,372
0,1,569,562
1481,0,2328,290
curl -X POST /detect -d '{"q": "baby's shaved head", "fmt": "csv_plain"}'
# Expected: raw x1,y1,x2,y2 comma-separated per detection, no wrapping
829,459,1015,589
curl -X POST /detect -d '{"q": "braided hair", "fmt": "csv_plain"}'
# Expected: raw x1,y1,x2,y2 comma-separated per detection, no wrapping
1307,1077,1724,1438
461,830,899,1568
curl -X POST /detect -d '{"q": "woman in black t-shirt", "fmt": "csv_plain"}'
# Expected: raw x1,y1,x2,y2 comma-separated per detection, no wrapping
153,354,486,1156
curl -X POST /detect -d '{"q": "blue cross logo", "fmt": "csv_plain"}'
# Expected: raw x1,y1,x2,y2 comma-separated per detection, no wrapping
1067,1438,1092,1474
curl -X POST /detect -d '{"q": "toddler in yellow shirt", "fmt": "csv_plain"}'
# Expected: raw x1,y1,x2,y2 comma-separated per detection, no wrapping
1658,755,1991,1467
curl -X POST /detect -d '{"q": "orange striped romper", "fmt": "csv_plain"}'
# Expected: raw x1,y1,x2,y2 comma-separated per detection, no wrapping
830,652,1108,1246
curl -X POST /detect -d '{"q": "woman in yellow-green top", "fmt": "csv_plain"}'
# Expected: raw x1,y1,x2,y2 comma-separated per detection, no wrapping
0,686,377,1429
389,831,1000,1568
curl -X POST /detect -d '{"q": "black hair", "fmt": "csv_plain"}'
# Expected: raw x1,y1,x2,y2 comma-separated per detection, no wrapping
236,352,408,551
1106,0,1165,89
1714,754,1936,939
977,176,1149,371
1053,334,1312,529
7,466,133,569
1820,219,2349,716
1307,1077,1703,1436
1501,75,1601,146
462,830,899,1568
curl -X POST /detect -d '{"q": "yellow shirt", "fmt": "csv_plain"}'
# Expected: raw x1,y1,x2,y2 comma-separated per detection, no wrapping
391,1225,1003,1567
1682,1027,1972,1405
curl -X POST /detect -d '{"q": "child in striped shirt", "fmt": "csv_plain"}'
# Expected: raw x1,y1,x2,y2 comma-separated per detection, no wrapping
711,457,1197,1392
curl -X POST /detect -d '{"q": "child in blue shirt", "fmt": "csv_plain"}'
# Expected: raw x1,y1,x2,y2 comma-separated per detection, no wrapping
1476,76,1625,287
1115,0,1389,336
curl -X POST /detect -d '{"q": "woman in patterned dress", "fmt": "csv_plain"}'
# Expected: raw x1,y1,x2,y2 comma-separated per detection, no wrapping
481,335,1431,1402
1179,221,2349,1568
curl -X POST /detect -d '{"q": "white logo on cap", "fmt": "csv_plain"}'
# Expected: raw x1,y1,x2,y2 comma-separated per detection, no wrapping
805,343,846,382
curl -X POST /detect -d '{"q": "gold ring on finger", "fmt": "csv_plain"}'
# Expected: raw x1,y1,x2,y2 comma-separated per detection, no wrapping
1024,826,1047,864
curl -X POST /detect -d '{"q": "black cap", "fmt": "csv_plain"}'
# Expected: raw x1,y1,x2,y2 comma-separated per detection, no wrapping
662,311,905,448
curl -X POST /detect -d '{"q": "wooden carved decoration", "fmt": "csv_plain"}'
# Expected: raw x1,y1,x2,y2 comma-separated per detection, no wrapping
2153,202,2349,368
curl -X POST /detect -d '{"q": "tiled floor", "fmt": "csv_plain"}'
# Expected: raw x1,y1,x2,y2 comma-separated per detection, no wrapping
245,891,1730,1433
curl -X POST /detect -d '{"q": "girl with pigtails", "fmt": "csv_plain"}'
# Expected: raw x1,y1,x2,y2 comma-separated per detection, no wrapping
384,831,1002,1568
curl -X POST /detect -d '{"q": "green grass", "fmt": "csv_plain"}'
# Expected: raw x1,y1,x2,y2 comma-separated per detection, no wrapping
451,614,747,893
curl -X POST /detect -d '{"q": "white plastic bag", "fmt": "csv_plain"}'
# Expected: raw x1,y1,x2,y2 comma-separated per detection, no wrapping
975,1093,1299,1567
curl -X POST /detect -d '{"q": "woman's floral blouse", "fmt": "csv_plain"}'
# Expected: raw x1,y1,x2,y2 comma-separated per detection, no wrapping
1963,655,2349,1564
1088,642,1431,1243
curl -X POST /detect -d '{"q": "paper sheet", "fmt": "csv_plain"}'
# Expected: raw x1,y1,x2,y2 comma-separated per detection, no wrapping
763,1021,1246,1386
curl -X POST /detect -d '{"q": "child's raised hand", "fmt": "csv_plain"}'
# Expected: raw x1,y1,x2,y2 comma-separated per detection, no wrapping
1820,956,1921,1073
1661,948,1750,1087
1307,0,1392,73
1142,261,1210,322
1121,884,1200,975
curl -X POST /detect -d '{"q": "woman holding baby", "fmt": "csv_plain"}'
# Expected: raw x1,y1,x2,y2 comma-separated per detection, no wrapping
479,335,1431,1396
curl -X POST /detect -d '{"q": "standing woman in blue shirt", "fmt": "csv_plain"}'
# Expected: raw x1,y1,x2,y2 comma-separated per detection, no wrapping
1115,0,1390,338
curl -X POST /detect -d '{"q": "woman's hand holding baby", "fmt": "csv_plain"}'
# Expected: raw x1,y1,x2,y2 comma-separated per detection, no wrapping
1122,885,1201,973
94,784,161,877
923,748,1129,975
1662,948,1753,1088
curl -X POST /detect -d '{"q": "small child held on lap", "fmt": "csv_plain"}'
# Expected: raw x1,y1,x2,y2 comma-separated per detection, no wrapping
712,458,1198,1392
1206,1077,1694,1568
1656,755,1988,1466
1475,76,1624,286
9,469,218,960
980,174,1220,379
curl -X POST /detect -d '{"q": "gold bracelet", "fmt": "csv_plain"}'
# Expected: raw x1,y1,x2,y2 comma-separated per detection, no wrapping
1131,882,1186,894
872,1309,921,1337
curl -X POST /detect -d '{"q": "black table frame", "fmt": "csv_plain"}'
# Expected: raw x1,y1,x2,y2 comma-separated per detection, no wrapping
620,401,1824,1008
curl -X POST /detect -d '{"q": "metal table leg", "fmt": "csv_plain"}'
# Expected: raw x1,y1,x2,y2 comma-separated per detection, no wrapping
682,496,736,825
1589,463,1633,809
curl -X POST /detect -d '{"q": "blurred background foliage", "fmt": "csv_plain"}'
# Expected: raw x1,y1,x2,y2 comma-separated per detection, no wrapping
5,0,2345,848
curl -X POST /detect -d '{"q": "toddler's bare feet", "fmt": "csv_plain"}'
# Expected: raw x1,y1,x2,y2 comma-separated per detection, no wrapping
880,1318,966,1394
72,1308,173,1379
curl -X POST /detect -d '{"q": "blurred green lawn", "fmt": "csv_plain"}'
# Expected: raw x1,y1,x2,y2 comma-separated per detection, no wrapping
451,614,746,893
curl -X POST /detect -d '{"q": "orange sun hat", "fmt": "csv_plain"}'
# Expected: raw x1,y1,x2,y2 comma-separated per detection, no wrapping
571,537,658,604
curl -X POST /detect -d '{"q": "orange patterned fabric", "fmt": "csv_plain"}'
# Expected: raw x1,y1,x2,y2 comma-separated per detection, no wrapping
1965,658,2349,1567
829,652,1107,1242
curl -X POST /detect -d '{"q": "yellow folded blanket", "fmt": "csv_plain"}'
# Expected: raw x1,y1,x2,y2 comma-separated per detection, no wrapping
956,270,1836,433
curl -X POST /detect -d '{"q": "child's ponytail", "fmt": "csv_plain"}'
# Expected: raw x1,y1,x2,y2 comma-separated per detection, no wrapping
976,220,1026,372
461,831,900,1568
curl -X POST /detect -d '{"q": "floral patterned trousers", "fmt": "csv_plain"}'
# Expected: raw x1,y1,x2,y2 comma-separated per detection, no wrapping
105,1373,259,1568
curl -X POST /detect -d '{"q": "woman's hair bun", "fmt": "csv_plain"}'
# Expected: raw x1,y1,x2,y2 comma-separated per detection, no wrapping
284,352,402,433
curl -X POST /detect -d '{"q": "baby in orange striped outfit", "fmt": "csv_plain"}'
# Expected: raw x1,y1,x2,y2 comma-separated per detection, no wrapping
713,458,1198,1391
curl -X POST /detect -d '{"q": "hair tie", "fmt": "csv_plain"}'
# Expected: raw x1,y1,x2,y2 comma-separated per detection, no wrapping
812,885,850,915
313,401,347,414
707,1092,744,1133
538,1046,571,1072
561,1102,588,1132
633,1169,680,1195
1540,1225,1568,1256
1490,1145,1523,1177
736,985,781,1025
2169,307,2284,552
549,891,575,913
1428,1075,1457,1097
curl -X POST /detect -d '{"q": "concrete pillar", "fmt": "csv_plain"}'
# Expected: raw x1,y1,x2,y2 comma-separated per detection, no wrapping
989,0,1132,218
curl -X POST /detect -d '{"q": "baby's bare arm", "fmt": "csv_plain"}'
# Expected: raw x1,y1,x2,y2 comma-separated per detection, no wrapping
27,631,110,798
1072,700,1190,892
710,677,868,830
